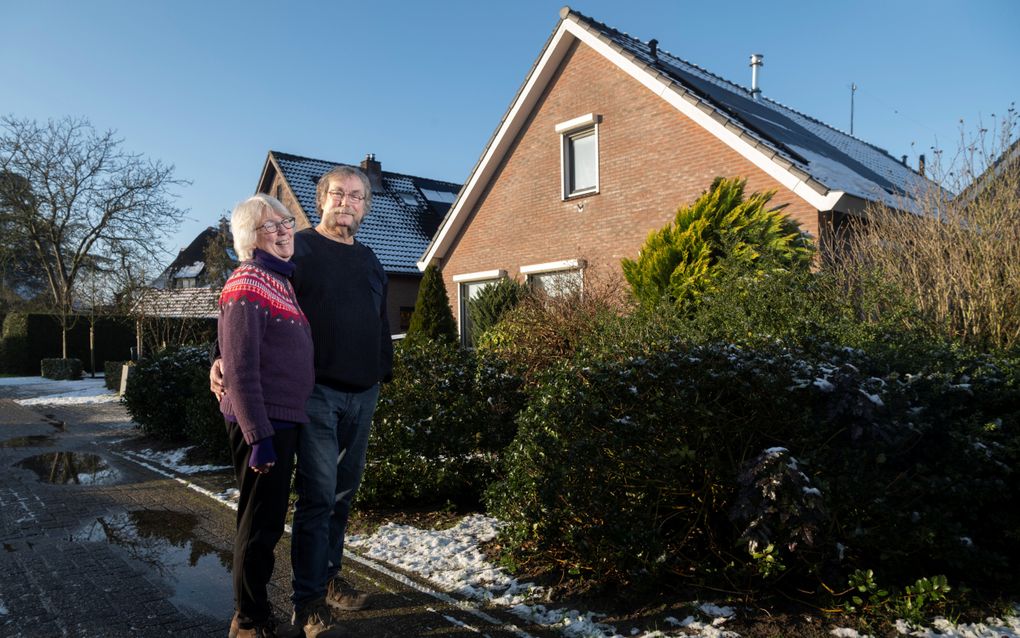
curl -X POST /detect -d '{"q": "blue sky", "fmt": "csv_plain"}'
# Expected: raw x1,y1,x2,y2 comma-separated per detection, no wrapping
3,1,1017,264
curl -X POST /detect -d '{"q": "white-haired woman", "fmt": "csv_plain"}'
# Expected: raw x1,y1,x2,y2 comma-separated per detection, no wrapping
218,194,313,638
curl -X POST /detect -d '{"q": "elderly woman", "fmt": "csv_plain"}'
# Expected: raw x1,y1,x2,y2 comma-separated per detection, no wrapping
219,194,313,638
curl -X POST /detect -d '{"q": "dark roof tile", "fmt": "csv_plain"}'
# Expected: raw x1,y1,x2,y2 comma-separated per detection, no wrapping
271,151,460,274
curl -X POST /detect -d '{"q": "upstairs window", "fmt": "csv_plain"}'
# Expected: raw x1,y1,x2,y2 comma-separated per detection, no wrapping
556,114,601,199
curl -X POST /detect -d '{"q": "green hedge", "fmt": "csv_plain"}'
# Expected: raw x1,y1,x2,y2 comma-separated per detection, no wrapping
40,358,83,380
122,345,227,462
486,341,1020,596
360,339,526,508
104,360,129,391
0,313,135,375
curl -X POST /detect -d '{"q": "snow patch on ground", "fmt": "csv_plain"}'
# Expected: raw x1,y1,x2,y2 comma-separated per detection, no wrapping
128,446,230,474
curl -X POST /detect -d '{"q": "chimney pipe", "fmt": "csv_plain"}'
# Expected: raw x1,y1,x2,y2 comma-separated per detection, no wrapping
749,54,764,100
648,39,658,60
918,153,926,177
360,153,382,190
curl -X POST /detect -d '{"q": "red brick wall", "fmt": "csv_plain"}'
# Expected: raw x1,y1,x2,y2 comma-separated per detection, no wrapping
440,41,819,321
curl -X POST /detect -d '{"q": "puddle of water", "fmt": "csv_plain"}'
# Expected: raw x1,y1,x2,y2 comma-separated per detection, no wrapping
14,452,119,485
72,509,233,619
0,435,55,448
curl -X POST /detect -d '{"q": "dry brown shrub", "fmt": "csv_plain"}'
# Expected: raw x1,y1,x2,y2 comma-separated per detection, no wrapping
475,270,639,384
834,110,1020,351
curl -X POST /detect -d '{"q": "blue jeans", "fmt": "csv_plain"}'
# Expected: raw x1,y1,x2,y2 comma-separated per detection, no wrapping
291,382,380,609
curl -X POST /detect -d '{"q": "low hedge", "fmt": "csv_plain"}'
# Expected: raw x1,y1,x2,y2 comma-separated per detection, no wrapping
486,341,1020,597
41,358,83,380
122,345,228,462
104,360,128,391
360,339,526,509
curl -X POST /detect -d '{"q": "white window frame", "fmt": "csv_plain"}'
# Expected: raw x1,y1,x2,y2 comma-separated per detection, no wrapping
453,269,507,347
555,113,601,200
521,259,587,298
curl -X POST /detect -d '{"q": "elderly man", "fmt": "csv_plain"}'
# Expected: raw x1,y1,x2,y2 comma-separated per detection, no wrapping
214,165,392,637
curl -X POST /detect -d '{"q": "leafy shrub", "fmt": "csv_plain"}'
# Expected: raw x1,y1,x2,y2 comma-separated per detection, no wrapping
486,342,806,589
487,340,1020,597
404,264,458,345
680,256,949,370
182,362,230,462
123,346,211,441
122,344,229,460
466,277,528,345
621,177,813,311
361,339,525,508
41,358,83,380
104,360,128,391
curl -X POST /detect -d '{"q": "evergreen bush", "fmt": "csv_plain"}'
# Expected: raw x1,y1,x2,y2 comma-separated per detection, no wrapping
40,357,82,380
486,340,1020,597
466,277,528,345
104,360,127,390
183,363,230,463
361,338,525,508
404,264,458,344
123,346,211,442
621,177,813,311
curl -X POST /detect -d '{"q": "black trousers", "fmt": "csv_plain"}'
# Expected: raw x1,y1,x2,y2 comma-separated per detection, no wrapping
227,420,297,624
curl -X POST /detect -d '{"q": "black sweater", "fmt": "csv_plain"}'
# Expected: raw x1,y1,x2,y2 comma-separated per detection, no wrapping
291,229,393,390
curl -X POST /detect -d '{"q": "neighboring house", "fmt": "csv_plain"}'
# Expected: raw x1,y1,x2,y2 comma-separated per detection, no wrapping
419,7,940,344
256,150,461,335
151,226,233,290
955,137,1020,206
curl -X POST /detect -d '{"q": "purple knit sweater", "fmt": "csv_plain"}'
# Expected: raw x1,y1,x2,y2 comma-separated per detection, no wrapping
218,250,314,447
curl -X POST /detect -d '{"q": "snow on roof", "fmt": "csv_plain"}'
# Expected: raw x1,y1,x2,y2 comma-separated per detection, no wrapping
132,287,219,319
172,261,204,279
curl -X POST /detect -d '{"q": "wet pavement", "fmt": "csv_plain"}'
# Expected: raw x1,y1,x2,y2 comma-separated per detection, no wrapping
0,388,559,638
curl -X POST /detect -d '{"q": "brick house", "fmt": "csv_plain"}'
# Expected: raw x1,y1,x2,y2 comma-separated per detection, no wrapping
256,151,461,335
419,7,937,344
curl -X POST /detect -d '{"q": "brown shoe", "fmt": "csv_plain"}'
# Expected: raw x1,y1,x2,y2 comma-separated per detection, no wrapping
235,616,278,638
326,575,370,611
292,598,342,638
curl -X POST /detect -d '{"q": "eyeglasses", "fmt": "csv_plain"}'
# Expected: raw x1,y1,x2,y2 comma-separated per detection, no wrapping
327,189,366,203
257,216,296,233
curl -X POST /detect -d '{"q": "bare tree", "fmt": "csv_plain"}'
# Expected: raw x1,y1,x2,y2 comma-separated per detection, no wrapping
836,106,1020,350
0,116,187,358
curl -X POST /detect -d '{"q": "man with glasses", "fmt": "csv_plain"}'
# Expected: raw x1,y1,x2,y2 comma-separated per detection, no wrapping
213,165,392,637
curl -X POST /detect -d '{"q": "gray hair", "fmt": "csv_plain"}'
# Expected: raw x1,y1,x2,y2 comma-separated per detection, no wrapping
315,165,372,213
230,193,291,261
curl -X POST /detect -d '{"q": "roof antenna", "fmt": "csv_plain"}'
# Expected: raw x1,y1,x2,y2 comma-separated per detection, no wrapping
850,82,857,135
749,54,763,100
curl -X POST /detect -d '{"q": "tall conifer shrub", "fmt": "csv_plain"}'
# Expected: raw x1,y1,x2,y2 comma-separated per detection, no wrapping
405,264,458,344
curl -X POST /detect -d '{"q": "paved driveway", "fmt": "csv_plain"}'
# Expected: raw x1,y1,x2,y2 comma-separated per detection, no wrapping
0,385,557,638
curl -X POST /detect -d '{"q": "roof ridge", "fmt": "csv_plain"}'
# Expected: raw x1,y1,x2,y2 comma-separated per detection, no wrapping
270,150,461,186
563,8,901,162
